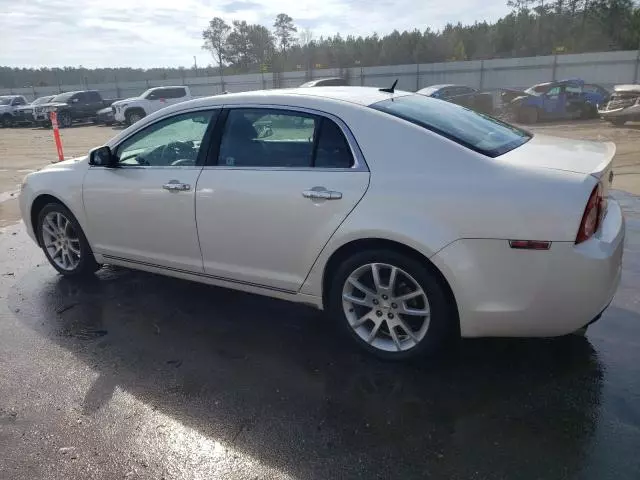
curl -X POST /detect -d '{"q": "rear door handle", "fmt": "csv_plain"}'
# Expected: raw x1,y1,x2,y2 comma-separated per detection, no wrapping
163,180,191,192
302,189,342,200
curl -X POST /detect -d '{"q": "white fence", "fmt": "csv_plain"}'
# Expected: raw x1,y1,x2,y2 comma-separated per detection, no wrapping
3,50,640,101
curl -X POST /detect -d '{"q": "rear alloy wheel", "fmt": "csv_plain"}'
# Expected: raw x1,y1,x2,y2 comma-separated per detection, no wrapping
37,203,100,276
329,250,454,359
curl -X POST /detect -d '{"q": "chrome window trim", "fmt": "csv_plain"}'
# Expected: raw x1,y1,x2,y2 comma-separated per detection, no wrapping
211,103,369,172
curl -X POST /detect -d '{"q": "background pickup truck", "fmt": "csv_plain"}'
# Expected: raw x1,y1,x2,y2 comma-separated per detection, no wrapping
35,90,119,128
0,95,28,127
111,86,193,125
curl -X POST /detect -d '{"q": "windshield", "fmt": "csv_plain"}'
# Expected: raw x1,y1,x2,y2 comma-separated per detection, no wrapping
51,92,74,103
524,85,549,96
371,94,531,157
0,97,11,105
32,96,54,105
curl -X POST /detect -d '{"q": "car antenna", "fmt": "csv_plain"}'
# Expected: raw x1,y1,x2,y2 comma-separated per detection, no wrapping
379,79,398,94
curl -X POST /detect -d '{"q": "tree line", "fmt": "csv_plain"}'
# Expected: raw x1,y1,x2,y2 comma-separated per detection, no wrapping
2,0,640,89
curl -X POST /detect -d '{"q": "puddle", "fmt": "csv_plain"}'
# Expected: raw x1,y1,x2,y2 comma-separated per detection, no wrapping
0,190,19,203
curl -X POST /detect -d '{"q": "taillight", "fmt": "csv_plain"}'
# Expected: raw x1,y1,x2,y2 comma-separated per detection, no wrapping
576,183,604,244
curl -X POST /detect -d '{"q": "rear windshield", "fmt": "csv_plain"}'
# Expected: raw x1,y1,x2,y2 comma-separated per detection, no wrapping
370,94,531,157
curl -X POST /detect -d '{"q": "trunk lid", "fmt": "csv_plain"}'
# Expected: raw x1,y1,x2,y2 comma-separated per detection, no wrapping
499,133,614,180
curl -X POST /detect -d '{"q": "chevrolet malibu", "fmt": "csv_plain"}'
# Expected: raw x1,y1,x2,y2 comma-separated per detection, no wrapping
19,87,625,359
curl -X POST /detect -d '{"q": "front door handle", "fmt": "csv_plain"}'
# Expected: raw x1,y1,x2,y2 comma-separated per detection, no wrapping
163,180,191,192
302,188,342,200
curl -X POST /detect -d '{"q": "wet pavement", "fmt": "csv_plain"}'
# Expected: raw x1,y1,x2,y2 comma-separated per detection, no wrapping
0,192,639,480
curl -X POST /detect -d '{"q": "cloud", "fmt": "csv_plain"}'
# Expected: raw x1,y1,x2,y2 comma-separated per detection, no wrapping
0,0,511,68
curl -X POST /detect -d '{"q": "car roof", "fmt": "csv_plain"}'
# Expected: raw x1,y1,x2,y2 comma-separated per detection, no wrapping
184,87,412,108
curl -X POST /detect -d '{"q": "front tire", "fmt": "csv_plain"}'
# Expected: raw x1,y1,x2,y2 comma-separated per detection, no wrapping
125,109,145,125
57,111,72,128
609,118,626,127
518,106,539,124
37,203,100,276
1,114,13,128
328,250,456,360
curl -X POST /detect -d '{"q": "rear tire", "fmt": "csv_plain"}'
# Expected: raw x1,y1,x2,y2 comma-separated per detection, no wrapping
609,118,626,127
328,249,456,360
36,203,100,277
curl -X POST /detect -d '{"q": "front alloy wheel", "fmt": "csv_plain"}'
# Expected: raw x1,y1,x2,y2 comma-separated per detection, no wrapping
41,211,82,271
37,203,100,276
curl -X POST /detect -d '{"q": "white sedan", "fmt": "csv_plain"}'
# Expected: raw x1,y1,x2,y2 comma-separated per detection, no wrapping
19,87,625,359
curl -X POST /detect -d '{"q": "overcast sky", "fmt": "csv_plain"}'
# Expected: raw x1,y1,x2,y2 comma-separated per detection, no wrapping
0,0,510,68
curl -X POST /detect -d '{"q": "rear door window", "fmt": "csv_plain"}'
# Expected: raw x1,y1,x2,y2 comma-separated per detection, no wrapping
371,94,531,157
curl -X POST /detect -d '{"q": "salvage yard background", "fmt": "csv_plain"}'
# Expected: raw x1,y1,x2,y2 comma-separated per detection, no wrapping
3,50,640,100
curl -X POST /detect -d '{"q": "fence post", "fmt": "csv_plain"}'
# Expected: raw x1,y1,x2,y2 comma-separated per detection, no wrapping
551,54,558,81
634,49,640,84
416,63,420,91
479,60,485,90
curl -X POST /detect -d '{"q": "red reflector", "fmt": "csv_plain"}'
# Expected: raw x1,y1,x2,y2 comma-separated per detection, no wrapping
509,240,551,250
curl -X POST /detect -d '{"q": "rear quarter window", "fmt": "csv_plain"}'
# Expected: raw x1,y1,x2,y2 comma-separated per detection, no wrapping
371,94,531,157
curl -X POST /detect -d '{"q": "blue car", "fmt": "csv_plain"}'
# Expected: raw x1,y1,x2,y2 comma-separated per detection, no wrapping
503,79,609,124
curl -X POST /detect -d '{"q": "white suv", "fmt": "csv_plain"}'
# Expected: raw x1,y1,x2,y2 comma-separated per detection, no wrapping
112,86,192,125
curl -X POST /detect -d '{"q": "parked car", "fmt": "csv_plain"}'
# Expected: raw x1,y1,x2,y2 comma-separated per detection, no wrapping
598,84,640,126
111,86,192,125
95,106,115,126
19,95,56,125
502,79,608,123
300,78,349,87
0,95,28,127
20,87,623,360
417,84,494,114
36,90,117,128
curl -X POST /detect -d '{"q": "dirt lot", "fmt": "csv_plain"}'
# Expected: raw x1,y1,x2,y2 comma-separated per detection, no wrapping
1,120,640,227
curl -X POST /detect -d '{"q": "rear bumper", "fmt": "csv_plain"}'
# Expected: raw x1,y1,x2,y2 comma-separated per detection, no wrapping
431,199,625,338
599,104,640,119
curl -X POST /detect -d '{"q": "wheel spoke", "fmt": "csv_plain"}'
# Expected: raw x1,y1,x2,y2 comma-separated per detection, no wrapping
398,303,430,317
388,266,398,293
55,212,64,230
352,310,374,328
68,242,81,255
45,216,58,234
367,319,384,343
389,326,402,351
52,246,63,259
396,318,419,343
394,289,424,302
347,277,377,297
343,292,373,307
371,263,383,292
42,224,56,237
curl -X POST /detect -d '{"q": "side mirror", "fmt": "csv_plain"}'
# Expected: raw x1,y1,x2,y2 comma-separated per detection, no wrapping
89,146,117,168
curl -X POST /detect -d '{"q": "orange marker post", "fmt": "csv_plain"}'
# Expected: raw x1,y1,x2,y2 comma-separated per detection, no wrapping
50,111,65,162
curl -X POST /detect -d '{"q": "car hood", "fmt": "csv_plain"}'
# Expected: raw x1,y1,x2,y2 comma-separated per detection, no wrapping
97,106,113,114
0,105,12,112
36,156,87,173
112,97,139,106
499,134,615,177
37,102,68,109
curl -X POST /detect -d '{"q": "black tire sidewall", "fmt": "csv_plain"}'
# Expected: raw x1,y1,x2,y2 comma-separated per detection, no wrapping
36,203,98,276
328,249,455,360
58,111,72,128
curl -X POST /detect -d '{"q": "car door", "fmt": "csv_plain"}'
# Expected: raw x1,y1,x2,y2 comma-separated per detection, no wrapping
195,107,370,292
83,108,219,271
85,91,104,116
542,86,565,118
